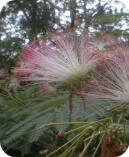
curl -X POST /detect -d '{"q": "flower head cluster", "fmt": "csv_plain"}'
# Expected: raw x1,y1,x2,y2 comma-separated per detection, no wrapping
14,32,129,110
14,33,100,84
89,44,129,104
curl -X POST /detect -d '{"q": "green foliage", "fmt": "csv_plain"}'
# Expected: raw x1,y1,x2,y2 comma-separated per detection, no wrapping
1,0,56,69
0,84,66,155
0,37,23,68
45,107,129,157
0,78,128,156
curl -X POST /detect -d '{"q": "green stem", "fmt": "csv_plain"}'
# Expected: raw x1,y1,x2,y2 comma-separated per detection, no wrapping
64,124,88,135
47,128,86,156
92,135,104,157
79,133,95,157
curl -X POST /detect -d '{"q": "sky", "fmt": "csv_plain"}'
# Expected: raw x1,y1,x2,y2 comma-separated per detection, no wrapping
0,0,11,11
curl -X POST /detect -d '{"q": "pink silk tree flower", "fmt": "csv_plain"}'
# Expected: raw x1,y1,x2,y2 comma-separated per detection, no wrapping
88,45,129,105
14,32,101,113
14,33,100,84
91,33,117,51
91,33,127,65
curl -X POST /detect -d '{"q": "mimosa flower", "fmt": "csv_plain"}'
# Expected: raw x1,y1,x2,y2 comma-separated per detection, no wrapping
92,33,117,50
92,34,128,65
89,46,129,104
14,33,100,84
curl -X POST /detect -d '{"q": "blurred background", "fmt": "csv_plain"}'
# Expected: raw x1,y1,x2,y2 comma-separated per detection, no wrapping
0,0,129,70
